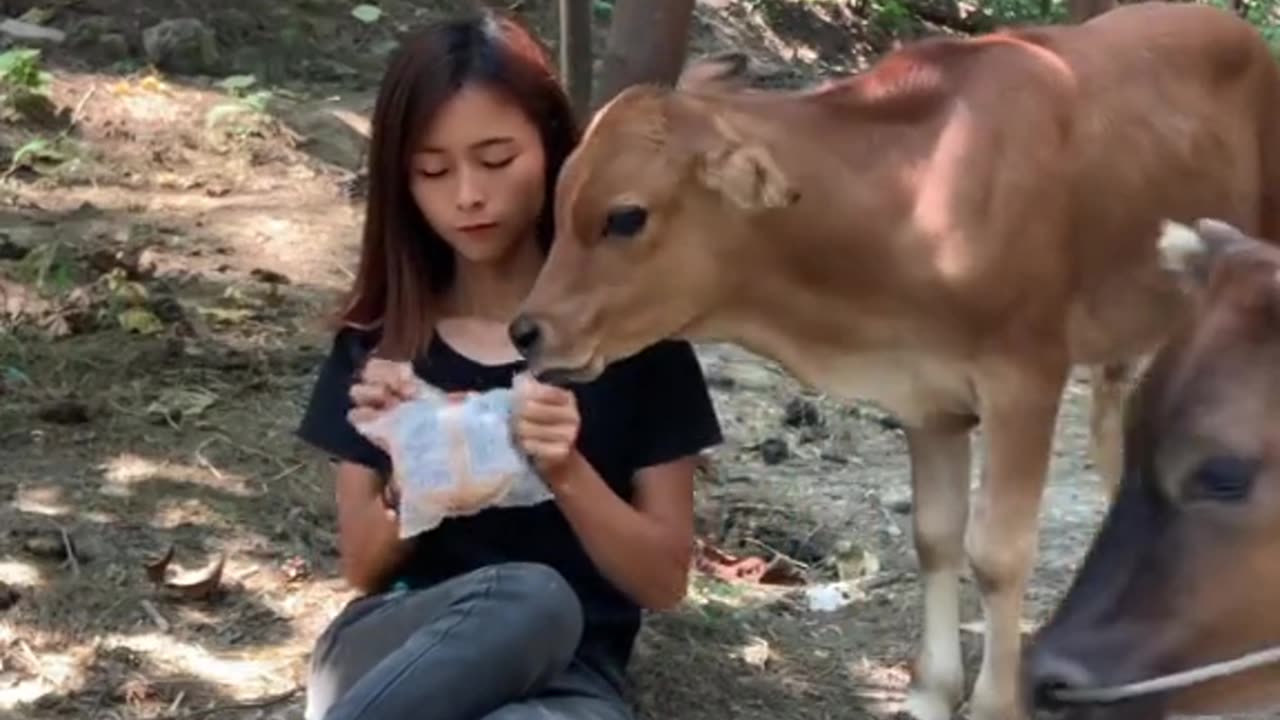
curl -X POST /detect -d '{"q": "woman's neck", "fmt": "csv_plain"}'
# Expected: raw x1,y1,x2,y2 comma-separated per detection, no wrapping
441,235,544,322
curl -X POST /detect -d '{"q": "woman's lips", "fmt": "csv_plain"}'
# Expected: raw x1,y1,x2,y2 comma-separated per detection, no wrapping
457,221,498,234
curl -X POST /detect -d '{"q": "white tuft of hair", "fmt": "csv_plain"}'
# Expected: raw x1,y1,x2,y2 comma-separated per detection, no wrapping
1156,219,1206,273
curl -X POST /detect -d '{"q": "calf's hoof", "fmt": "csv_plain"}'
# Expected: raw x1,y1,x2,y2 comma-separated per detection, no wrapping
902,685,959,720
968,695,1027,720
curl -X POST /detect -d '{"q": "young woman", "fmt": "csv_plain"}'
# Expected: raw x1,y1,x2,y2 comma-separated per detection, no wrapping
295,11,723,720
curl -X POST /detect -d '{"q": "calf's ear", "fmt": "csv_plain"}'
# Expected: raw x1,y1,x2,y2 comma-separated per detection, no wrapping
677,51,752,93
671,107,799,212
698,139,800,211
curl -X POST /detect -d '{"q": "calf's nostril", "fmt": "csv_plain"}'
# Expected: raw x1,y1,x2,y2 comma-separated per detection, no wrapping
1027,652,1097,708
508,315,543,357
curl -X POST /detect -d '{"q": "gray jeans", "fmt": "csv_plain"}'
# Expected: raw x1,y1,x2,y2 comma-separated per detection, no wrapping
304,562,634,720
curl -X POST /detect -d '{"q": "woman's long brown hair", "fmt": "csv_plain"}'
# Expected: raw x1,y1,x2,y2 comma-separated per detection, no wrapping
336,11,580,360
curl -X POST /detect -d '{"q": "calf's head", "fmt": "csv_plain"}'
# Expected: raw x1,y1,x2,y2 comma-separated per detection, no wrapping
1024,218,1280,718
508,54,800,382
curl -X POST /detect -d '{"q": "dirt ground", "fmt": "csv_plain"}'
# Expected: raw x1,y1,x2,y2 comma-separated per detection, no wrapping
0,1,1145,719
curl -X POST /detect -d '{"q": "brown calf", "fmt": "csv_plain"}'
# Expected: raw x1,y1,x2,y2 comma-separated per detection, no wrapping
507,3,1280,719
1024,218,1280,719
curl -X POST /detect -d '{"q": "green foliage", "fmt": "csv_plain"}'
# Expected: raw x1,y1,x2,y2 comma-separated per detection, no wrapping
10,239,76,296
351,4,383,24
980,0,1067,24
0,47,53,118
1200,0,1280,53
871,0,917,34
215,73,274,114
206,73,279,147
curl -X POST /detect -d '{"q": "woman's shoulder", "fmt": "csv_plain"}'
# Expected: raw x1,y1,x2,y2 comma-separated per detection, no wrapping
326,324,382,364
296,324,391,474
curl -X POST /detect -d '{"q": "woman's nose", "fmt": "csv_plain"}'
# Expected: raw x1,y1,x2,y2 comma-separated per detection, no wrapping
455,168,486,211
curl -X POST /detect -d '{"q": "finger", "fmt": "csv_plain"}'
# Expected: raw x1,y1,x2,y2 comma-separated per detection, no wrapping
392,374,422,400
360,358,395,383
347,406,384,427
382,480,401,507
516,400,578,425
520,439,570,463
350,383,392,409
366,361,420,400
530,382,574,406
514,419,578,445
515,373,572,404
363,359,413,388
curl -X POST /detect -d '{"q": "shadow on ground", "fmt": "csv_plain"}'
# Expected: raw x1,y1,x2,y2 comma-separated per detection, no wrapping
1,199,348,718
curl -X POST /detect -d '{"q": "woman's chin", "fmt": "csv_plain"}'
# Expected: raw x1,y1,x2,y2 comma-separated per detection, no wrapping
450,238,521,267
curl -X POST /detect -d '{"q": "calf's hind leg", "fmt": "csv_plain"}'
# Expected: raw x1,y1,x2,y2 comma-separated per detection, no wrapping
966,359,1067,720
1087,361,1137,500
903,426,973,720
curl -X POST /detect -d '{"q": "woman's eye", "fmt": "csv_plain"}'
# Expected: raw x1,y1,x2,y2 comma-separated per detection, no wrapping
481,155,515,170
417,167,447,179
603,205,648,238
1185,455,1259,503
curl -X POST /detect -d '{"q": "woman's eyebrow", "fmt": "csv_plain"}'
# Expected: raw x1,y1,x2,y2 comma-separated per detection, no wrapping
416,137,516,153
470,137,516,150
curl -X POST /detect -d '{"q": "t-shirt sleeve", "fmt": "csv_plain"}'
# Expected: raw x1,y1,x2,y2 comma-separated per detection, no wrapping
296,327,391,476
629,340,724,470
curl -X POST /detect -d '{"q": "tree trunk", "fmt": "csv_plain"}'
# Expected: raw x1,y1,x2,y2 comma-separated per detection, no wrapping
558,0,594,119
593,0,696,109
1067,0,1116,23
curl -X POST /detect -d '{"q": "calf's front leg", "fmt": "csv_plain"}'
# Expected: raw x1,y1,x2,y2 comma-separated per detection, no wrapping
903,426,973,720
966,361,1066,720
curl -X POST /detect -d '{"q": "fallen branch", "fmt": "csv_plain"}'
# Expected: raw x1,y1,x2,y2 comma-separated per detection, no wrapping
162,685,302,719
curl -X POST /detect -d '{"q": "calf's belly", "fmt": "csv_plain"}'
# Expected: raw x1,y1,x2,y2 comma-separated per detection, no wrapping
788,350,977,430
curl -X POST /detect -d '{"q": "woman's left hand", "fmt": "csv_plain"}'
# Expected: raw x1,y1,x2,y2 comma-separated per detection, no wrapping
512,373,581,477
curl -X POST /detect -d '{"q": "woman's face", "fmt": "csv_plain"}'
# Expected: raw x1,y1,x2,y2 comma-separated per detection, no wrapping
409,83,548,265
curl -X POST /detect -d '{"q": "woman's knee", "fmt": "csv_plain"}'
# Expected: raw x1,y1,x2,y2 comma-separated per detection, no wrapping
488,562,584,655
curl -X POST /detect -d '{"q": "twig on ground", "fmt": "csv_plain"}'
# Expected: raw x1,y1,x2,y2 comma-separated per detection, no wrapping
162,685,302,719
60,527,80,577
204,431,287,470
68,85,97,128
194,449,225,481
742,537,811,570
267,462,304,483
861,571,912,591
140,598,170,631
17,640,53,686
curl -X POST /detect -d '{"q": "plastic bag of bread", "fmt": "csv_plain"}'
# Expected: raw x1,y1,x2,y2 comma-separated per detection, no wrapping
351,379,552,539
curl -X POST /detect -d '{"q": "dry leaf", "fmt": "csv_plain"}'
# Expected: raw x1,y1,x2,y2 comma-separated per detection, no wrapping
198,306,255,325
118,307,163,335
145,388,217,424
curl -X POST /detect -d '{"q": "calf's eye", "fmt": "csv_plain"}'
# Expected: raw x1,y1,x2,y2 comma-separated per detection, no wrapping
1185,455,1259,503
603,205,648,238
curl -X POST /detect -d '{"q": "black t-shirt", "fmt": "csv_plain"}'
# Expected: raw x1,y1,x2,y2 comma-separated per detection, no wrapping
296,326,723,675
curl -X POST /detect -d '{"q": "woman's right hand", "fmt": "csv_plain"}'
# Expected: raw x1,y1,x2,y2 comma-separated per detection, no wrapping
348,358,419,425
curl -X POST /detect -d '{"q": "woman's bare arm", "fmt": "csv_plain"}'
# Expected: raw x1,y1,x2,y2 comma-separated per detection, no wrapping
546,452,697,611
334,461,411,593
